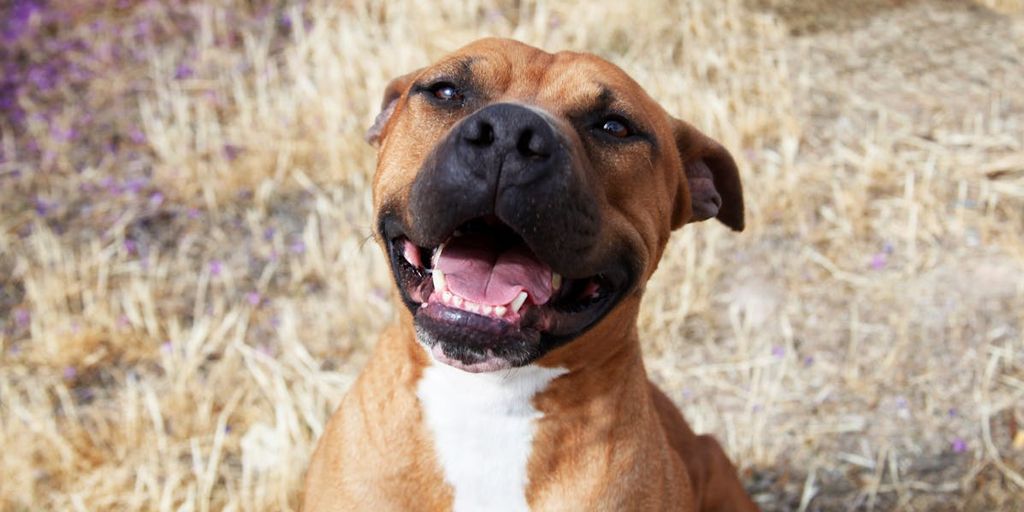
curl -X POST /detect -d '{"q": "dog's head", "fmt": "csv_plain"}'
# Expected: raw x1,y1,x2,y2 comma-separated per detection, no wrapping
371,38,743,372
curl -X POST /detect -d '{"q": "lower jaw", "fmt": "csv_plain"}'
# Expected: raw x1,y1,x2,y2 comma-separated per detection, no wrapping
413,306,543,373
426,343,513,373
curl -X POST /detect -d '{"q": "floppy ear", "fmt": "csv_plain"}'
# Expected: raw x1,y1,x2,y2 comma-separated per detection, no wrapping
365,69,422,146
670,118,744,231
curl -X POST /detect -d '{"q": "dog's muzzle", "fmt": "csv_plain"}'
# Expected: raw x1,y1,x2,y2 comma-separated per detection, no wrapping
381,103,635,372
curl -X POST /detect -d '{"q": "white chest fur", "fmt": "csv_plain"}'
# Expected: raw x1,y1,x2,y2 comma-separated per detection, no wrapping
416,362,567,512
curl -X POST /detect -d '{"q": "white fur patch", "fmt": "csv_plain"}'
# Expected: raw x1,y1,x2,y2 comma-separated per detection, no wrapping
417,360,567,512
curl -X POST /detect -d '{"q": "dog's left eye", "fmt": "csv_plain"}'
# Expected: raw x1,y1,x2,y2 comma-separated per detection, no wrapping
597,116,633,139
428,82,463,103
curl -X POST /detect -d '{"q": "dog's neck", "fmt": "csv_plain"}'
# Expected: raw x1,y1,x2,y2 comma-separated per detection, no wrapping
416,359,567,511
392,308,663,511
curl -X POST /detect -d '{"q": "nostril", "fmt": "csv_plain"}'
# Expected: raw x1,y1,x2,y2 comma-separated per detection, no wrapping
517,129,550,159
463,119,494,146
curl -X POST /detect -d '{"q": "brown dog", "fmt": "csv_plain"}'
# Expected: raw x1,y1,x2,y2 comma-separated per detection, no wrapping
303,38,759,512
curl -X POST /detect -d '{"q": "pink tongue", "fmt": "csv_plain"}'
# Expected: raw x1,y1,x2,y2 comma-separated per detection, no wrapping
435,233,553,306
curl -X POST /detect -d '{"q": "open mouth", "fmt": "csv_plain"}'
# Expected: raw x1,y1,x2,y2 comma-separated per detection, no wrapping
383,216,630,372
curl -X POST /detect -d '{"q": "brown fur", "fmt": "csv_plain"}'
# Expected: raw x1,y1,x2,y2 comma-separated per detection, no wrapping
303,38,758,511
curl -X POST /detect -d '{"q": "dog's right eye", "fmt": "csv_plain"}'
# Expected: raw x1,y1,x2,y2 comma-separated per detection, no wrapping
427,82,464,103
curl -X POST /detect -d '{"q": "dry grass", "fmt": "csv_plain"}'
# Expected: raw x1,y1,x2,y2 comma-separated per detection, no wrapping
1,0,1022,510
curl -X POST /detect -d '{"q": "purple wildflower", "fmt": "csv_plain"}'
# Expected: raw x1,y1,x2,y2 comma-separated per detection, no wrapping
28,64,59,91
13,308,30,328
125,177,147,194
263,227,275,241
209,260,223,276
50,125,77,142
952,438,967,453
63,366,78,380
134,19,151,38
771,345,785,358
2,0,42,43
290,240,306,254
870,252,887,270
246,292,261,306
187,208,201,220
33,197,50,216
101,177,119,194
129,128,146,144
174,64,194,80
161,341,173,353
123,239,137,254
149,192,164,207
223,144,241,161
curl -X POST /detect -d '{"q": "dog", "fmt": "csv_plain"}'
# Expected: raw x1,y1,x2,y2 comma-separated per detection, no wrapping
303,38,759,512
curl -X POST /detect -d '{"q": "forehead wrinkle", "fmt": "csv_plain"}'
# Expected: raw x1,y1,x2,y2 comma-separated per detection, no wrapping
469,48,526,97
534,63,605,116
500,50,554,102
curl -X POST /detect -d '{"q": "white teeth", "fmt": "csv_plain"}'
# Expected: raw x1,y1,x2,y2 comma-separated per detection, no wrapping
552,273,562,291
452,295,463,307
466,302,479,314
432,269,447,292
442,290,453,302
494,305,507,316
510,291,528,313
482,305,493,316
432,242,446,268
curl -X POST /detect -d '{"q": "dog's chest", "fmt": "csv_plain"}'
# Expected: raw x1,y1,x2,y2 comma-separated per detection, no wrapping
416,362,567,512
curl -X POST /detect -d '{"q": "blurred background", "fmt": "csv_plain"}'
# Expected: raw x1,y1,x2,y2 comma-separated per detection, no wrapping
1,0,1022,510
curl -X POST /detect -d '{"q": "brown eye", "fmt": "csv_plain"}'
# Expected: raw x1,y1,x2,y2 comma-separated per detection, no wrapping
600,117,632,138
430,82,463,102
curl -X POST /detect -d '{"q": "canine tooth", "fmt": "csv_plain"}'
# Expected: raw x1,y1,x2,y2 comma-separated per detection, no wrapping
432,269,447,292
482,305,493,316
431,242,445,267
494,305,507,316
552,273,562,291
510,291,528,313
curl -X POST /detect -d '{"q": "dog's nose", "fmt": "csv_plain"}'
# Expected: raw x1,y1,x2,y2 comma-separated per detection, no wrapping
458,104,558,178
408,101,595,256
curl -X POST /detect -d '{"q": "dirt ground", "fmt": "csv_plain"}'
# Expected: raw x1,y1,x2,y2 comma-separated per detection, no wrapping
1,1,1022,510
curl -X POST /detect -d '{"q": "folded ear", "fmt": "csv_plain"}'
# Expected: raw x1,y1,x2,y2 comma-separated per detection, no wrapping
365,68,422,146
670,118,744,231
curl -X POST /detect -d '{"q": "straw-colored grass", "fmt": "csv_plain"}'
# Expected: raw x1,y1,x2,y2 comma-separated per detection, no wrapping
1,0,1022,510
